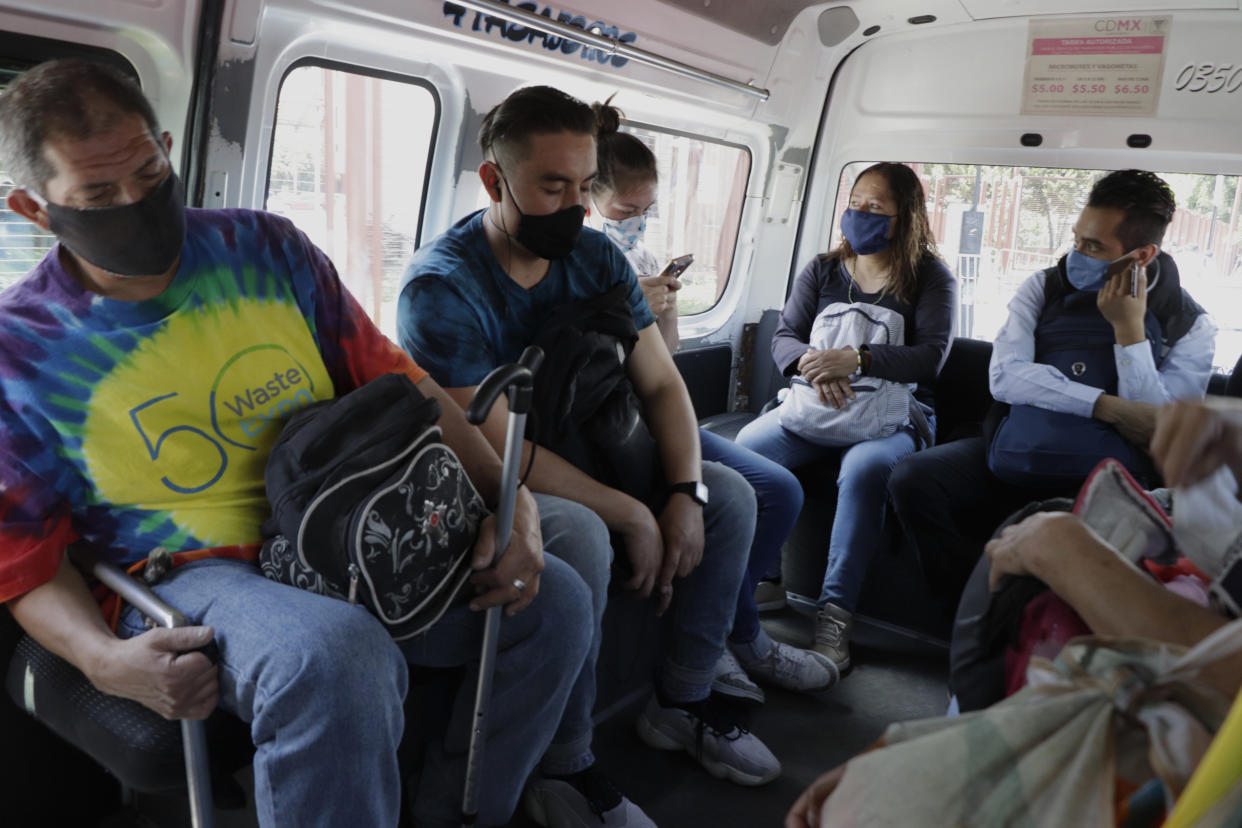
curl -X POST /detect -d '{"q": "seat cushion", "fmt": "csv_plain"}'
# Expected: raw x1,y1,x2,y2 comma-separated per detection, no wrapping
7,634,191,792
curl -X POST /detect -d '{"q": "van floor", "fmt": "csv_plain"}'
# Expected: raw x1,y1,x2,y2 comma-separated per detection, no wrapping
511,608,950,828
126,609,948,828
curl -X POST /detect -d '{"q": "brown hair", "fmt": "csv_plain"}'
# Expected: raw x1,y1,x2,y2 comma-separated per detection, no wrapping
591,95,657,198
825,162,941,303
0,59,160,192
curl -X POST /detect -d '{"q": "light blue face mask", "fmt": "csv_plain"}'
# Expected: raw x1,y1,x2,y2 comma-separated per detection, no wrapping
1065,249,1110,292
600,212,647,253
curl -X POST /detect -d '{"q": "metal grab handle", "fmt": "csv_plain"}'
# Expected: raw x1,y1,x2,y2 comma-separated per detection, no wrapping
71,549,215,828
461,346,543,826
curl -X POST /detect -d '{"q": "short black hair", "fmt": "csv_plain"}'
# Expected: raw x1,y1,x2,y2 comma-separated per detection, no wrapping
1086,169,1176,250
0,58,160,193
478,85,596,170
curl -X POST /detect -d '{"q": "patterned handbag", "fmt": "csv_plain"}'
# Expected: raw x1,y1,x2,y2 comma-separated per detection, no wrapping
258,372,487,640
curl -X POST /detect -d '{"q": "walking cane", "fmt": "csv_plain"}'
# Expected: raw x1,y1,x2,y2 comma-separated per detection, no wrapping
461,345,544,826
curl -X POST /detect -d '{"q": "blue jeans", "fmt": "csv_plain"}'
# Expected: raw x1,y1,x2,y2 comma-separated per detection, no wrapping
660,460,755,700
553,460,754,703
118,540,594,827
699,428,803,645
735,409,922,612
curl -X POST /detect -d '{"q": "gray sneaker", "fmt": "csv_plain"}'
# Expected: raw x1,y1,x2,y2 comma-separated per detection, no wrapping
813,602,853,671
524,766,655,828
739,640,839,693
636,694,781,786
753,579,787,612
712,649,765,704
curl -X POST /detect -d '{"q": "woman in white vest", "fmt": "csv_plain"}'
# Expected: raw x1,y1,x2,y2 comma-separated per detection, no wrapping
736,163,957,671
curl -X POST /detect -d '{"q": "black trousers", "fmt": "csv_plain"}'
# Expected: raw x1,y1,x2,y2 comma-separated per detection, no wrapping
888,436,1076,602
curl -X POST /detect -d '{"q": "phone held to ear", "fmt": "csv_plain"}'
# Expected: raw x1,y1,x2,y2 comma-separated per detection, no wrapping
662,254,694,280
1105,251,1144,298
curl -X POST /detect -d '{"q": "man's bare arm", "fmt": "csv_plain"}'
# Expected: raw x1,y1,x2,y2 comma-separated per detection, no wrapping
987,512,1241,697
8,555,218,719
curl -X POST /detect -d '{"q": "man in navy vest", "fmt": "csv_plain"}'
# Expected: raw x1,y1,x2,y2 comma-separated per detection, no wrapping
889,169,1216,605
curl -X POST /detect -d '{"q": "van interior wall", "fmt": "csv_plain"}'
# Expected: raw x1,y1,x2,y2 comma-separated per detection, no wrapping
797,8,1242,278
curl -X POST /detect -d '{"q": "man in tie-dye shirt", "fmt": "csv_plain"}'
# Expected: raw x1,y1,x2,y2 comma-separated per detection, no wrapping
0,59,594,828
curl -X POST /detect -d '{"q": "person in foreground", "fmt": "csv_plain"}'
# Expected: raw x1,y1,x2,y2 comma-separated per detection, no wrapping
398,85,781,819
590,99,832,704
735,162,956,671
785,395,1242,828
0,59,594,828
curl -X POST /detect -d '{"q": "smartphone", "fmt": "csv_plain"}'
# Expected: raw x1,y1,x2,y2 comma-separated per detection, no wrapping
661,253,694,280
1104,252,1144,297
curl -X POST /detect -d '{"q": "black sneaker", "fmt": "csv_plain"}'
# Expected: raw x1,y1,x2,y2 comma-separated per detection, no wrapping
523,765,655,827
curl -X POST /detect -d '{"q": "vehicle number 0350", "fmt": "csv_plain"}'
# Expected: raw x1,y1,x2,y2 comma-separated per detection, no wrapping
1175,63,1242,94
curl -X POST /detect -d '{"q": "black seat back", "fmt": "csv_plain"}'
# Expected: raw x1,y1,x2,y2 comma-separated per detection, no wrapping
932,338,994,444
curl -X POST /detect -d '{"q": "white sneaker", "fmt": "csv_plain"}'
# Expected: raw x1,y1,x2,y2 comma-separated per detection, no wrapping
636,695,781,786
524,766,655,828
739,640,839,693
711,649,765,704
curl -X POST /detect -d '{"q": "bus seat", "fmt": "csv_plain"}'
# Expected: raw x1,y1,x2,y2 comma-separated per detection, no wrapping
930,338,994,443
698,308,790,440
673,342,732,419
4,554,252,826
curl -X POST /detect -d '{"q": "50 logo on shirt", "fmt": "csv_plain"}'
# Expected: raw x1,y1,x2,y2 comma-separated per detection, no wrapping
82,302,333,547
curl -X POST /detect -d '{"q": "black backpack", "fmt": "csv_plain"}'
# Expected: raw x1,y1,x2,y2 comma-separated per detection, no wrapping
258,372,487,640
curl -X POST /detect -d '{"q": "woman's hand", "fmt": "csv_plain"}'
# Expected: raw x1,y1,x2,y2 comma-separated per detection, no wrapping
815,377,855,409
797,347,857,383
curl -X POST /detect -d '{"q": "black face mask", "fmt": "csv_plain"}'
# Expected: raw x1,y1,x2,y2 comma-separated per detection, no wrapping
498,172,585,261
43,171,187,277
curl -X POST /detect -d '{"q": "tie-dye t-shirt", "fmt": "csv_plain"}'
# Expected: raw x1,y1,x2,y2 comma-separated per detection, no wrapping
0,208,426,602
397,210,655,388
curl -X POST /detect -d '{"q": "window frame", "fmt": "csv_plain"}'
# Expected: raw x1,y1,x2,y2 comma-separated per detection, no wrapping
620,118,753,319
263,57,441,250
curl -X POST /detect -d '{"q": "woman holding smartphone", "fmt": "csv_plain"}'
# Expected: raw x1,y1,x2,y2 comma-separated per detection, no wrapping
591,99,837,702
736,163,956,671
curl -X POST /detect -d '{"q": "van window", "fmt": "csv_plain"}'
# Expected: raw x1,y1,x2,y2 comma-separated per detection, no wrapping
266,64,437,339
624,127,750,316
831,163,1242,372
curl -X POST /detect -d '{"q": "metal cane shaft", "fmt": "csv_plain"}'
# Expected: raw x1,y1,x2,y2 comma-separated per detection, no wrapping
491,411,526,553
182,719,214,828
462,409,529,824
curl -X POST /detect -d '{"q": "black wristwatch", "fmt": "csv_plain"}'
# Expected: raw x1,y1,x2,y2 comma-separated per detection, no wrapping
668,481,709,507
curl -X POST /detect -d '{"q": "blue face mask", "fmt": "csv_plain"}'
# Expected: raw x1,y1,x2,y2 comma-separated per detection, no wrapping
1065,249,1110,292
600,213,646,253
840,208,893,255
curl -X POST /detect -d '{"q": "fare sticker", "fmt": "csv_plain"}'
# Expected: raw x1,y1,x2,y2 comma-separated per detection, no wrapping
1022,15,1171,117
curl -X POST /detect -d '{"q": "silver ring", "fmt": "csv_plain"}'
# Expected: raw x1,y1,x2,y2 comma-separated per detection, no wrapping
512,578,527,592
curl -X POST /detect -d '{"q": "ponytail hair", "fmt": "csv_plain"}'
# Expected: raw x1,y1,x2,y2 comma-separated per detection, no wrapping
592,94,657,198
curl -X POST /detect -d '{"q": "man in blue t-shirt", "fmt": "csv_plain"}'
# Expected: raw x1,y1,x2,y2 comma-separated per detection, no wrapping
399,86,778,821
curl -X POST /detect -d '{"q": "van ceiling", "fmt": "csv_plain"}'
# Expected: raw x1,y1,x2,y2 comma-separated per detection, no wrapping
656,0,1239,44
656,0,824,45
961,0,1238,16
